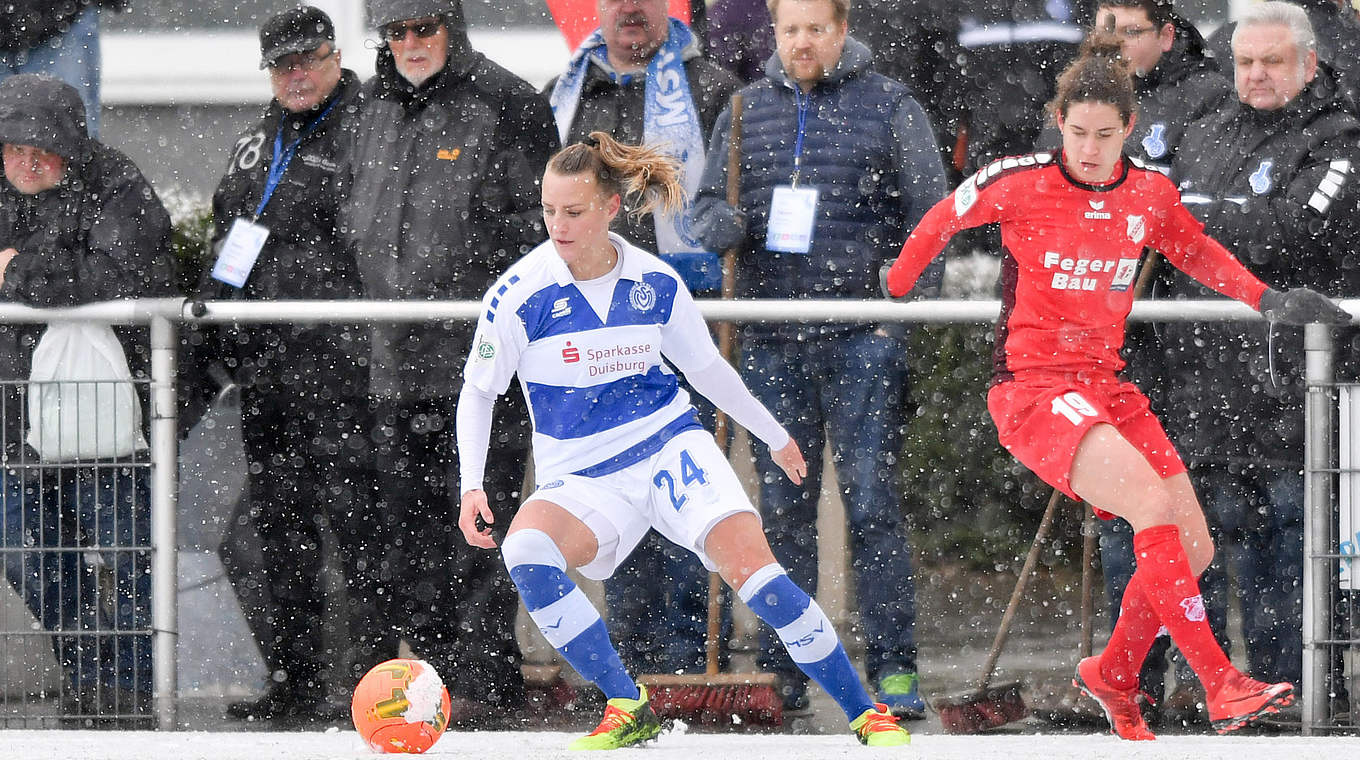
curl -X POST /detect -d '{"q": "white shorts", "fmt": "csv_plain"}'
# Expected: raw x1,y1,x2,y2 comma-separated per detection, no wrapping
525,429,758,580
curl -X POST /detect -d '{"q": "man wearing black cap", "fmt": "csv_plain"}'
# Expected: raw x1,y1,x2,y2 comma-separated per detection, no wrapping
338,0,557,725
202,6,372,726
0,73,174,727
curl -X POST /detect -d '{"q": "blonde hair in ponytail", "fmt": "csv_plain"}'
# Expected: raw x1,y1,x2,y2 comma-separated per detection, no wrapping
547,131,687,222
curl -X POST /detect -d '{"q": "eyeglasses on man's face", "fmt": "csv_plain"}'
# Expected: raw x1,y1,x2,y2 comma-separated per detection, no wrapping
271,46,336,74
1114,25,1155,40
384,19,443,42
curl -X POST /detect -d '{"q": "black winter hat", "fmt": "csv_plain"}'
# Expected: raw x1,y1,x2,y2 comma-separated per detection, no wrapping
260,6,337,69
367,0,461,30
0,74,90,162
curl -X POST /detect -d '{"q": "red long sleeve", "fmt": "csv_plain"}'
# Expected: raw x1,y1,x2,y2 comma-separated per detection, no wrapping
893,152,1267,377
1153,200,1269,308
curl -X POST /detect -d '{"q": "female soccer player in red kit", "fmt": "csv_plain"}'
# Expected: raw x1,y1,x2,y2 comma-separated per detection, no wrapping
886,35,1350,740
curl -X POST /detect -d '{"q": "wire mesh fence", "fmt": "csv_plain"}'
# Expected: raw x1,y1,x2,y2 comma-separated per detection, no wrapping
0,374,154,729
0,298,1353,734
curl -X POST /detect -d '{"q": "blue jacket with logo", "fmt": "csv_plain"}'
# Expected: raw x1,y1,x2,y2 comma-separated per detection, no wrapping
689,37,945,337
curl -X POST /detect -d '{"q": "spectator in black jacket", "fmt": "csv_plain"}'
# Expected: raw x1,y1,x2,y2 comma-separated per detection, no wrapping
849,0,958,167
1207,0,1360,115
339,0,557,725
943,0,1095,175
203,6,372,727
0,0,125,135
546,0,741,678
1164,0,1360,697
0,73,173,727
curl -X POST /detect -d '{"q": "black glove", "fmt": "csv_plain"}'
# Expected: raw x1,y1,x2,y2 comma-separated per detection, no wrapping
1258,287,1352,325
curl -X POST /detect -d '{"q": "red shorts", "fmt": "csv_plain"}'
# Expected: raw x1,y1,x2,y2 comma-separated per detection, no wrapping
987,373,1186,509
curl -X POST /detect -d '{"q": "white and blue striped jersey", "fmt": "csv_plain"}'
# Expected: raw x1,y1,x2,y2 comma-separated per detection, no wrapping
463,233,722,481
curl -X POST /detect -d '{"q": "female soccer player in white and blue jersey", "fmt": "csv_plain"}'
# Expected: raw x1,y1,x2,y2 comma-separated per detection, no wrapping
455,132,908,750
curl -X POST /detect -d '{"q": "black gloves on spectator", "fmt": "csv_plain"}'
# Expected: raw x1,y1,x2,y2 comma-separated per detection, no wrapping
1258,287,1352,325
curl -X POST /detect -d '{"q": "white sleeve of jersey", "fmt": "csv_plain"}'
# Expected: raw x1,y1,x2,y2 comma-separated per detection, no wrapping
458,286,529,494
684,355,790,451
455,383,496,495
462,290,529,396
658,274,723,375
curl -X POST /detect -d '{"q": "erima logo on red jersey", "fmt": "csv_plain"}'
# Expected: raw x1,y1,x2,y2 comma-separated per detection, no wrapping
562,342,580,363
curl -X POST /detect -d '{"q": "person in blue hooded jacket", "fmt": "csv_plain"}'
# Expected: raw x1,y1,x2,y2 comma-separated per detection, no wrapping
688,0,945,718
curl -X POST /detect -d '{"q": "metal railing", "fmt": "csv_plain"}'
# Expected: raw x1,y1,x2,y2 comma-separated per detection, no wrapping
0,296,1353,732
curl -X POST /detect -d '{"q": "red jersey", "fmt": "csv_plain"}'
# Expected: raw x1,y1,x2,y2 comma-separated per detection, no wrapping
887,152,1270,378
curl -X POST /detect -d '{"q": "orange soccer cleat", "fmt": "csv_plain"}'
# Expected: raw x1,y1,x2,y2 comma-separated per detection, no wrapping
1207,672,1294,734
1073,656,1156,741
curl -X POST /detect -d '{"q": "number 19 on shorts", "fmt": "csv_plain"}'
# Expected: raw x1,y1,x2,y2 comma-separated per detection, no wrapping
1051,391,1098,425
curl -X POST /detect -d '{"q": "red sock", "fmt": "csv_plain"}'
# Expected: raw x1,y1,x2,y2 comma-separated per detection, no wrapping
1098,573,1162,691
1128,524,1233,697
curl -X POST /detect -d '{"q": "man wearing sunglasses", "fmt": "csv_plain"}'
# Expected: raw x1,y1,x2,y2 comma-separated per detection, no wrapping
202,6,372,727
339,0,558,728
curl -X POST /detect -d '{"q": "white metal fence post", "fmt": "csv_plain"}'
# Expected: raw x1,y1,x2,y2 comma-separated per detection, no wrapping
1303,322,1336,733
149,314,179,730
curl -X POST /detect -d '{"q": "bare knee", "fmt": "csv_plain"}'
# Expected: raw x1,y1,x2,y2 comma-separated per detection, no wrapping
704,512,776,589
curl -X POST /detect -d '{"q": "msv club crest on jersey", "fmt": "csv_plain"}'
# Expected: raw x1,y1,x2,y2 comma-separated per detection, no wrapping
629,282,656,311
1250,160,1274,194
1126,214,1146,244
1141,123,1167,159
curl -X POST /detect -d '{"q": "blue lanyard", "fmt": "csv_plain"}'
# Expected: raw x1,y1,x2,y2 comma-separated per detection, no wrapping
254,98,338,218
792,88,811,187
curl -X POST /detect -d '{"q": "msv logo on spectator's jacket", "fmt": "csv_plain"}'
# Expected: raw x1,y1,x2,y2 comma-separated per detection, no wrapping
1141,123,1167,159
1250,160,1274,194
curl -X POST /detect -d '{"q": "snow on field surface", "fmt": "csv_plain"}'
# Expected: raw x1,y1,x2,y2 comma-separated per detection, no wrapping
1,729,1355,760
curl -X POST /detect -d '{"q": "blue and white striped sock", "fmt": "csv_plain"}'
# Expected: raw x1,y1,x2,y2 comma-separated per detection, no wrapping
739,563,875,721
501,529,638,701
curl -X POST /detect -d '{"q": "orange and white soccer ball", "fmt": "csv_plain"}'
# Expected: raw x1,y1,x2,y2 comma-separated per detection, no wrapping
351,658,452,754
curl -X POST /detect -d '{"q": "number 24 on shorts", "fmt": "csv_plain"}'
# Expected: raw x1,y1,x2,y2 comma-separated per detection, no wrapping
1051,391,1098,425
653,449,709,511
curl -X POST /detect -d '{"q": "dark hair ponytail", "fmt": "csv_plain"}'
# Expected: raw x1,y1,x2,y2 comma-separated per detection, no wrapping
1048,31,1136,125
547,131,686,220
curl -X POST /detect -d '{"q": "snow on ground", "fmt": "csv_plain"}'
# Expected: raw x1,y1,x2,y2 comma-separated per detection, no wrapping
1,729,1355,760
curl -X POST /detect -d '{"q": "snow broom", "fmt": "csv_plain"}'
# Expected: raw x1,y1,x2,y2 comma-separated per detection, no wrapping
935,487,1063,733
639,94,782,729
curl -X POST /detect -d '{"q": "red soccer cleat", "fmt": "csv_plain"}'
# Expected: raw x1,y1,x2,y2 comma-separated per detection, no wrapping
1207,672,1294,734
1073,657,1156,741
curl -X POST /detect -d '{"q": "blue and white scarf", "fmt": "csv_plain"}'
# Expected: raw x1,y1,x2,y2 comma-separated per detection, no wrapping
550,18,709,261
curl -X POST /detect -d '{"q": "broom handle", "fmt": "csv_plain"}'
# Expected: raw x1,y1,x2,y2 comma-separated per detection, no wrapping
1075,247,1159,660
706,93,744,677
976,487,1062,691
1079,507,1096,658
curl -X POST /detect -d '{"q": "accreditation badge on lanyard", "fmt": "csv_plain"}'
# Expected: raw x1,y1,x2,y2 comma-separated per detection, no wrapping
211,218,270,288
766,186,818,253
764,88,818,254
211,99,336,288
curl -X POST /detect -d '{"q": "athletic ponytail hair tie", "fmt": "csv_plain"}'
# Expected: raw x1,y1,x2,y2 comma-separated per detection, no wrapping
583,135,600,149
